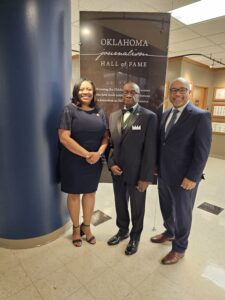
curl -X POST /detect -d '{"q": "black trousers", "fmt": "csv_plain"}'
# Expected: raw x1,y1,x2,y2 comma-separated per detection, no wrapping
112,174,146,241
158,177,198,253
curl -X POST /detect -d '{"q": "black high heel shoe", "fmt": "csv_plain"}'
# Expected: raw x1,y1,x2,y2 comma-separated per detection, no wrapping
80,223,96,245
72,225,82,247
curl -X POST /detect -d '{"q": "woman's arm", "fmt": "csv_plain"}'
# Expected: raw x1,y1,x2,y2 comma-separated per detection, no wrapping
58,129,90,158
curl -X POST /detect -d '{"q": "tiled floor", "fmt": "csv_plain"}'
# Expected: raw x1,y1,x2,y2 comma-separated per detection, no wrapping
1,157,225,299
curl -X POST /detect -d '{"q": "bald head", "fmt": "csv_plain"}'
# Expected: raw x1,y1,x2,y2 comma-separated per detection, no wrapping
170,77,190,91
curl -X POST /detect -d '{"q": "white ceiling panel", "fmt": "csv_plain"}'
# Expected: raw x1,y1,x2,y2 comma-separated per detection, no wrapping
169,37,213,51
189,17,225,36
78,0,157,12
141,0,199,12
169,27,199,43
208,32,225,44
170,18,185,30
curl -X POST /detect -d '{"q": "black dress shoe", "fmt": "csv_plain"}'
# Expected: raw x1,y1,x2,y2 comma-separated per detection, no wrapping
107,232,129,246
125,240,139,255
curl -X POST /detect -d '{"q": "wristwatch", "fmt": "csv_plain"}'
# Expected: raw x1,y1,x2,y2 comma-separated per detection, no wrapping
98,151,104,158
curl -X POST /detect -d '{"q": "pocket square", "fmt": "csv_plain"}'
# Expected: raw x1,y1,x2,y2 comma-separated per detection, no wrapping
132,125,141,130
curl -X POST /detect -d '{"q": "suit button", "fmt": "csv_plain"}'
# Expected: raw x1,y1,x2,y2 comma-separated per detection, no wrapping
162,142,166,146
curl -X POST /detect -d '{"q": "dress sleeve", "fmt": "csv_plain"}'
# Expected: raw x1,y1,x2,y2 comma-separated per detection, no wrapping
58,105,72,130
99,109,109,129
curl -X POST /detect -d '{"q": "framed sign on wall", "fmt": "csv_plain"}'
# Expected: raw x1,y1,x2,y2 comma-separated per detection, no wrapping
213,87,225,101
211,104,225,118
212,118,225,135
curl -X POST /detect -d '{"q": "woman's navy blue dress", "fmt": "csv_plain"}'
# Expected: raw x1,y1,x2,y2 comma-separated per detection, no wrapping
59,103,108,194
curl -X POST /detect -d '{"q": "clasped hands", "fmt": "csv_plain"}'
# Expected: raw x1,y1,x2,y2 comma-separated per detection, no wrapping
111,165,149,192
86,152,101,164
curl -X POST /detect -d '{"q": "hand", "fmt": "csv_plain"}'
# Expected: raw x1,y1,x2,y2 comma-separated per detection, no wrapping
180,178,196,190
111,165,123,176
86,152,100,164
136,180,149,192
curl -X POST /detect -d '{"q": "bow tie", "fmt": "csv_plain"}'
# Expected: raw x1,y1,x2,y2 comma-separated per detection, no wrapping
122,107,133,115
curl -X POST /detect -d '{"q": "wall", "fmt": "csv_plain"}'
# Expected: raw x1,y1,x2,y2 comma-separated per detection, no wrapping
210,69,225,159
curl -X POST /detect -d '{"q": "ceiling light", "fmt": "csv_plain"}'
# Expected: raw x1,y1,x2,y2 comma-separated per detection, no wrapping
81,27,91,36
170,0,225,25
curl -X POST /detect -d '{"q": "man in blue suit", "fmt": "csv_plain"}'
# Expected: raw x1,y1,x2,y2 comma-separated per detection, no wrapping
151,77,212,264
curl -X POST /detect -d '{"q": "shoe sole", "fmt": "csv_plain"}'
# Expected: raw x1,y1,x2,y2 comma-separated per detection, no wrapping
125,250,137,255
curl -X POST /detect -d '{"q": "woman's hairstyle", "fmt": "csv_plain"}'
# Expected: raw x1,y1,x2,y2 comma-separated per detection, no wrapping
71,78,96,107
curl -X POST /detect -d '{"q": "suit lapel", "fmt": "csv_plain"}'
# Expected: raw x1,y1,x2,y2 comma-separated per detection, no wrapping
175,102,193,126
116,111,123,136
161,109,171,130
160,108,171,140
165,102,193,138
121,105,142,141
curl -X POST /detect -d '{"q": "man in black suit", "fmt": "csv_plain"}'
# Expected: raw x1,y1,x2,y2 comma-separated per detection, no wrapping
151,77,212,264
107,81,158,255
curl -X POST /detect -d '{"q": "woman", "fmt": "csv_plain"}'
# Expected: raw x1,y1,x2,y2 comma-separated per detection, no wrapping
58,79,109,247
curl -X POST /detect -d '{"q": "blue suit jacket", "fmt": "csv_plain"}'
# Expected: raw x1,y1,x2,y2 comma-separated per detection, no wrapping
158,102,212,186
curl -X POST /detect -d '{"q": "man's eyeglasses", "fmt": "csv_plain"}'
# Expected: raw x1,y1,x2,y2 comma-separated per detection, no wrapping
123,90,139,96
169,88,188,94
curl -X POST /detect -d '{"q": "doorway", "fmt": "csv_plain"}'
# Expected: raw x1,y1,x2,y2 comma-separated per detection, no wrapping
192,85,208,109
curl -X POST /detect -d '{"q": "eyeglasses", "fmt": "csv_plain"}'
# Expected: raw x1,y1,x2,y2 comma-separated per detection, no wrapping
123,90,139,96
169,88,188,94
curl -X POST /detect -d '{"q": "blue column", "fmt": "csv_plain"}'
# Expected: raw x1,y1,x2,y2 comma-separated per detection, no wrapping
0,0,71,239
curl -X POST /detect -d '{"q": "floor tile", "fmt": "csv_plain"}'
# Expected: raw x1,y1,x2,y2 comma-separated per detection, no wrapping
0,248,20,274
6,284,42,300
84,269,132,300
65,250,107,284
0,265,32,299
136,271,187,299
34,266,81,300
65,287,95,300
112,246,159,288
20,247,64,281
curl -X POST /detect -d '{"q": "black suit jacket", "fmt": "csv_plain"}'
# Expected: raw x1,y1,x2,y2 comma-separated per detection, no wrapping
108,105,158,185
159,102,212,186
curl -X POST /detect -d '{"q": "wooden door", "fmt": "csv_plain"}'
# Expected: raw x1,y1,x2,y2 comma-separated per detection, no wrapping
192,86,208,109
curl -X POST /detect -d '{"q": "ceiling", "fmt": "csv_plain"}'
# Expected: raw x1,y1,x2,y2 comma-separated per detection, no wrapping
71,0,225,69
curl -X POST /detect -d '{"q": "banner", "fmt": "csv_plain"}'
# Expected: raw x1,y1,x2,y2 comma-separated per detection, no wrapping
80,12,171,182
80,12,171,118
